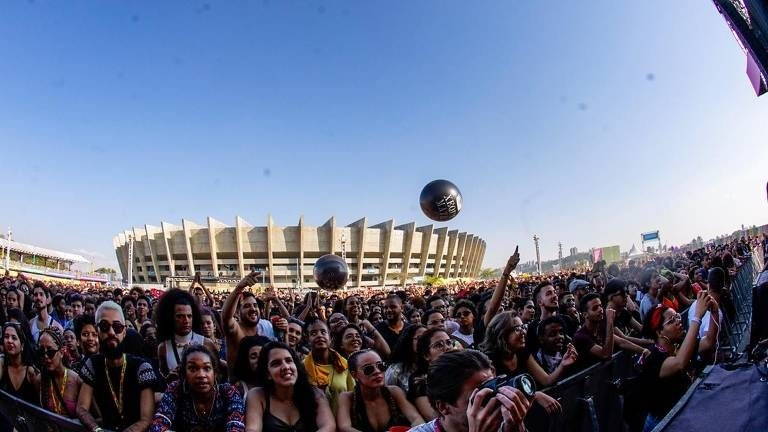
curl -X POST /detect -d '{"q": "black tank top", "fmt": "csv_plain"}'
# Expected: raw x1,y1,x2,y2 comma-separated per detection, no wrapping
352,385,411,432
263,394,309,432
0,362,38,405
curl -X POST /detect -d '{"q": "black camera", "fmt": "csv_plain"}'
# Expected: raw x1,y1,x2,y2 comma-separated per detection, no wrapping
477,373,536,406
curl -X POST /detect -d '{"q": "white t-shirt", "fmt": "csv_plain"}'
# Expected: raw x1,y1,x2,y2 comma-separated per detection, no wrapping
687,300,722,339
451,329,474,347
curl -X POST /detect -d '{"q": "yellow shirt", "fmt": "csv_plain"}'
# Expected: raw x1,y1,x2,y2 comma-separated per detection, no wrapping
303,350,353,414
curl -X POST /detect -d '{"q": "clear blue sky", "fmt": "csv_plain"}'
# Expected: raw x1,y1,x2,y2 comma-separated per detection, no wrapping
1,1,766,273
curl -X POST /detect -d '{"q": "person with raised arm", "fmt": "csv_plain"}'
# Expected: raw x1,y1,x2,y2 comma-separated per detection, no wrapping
483,247,520,327
222,271,276,376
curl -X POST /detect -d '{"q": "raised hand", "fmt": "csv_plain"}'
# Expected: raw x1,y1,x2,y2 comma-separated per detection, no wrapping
238,271,262,289
503,246,520,276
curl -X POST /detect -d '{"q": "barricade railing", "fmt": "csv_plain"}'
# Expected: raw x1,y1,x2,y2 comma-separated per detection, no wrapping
0,389,91,432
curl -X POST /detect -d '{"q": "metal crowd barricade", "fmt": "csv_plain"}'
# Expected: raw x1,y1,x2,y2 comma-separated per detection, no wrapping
532,352,637,432
0,389,91,432
720,252,762,354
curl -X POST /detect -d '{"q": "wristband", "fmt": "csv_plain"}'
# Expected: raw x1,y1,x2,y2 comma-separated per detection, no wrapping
690,317,702,325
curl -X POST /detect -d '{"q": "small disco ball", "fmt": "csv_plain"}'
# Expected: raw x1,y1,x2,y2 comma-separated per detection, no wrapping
419,179,463,222
313,254,349,291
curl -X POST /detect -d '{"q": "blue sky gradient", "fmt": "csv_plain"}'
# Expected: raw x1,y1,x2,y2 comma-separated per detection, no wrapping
1,1,766,272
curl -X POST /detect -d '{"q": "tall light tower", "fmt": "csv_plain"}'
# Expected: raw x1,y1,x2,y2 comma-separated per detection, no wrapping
340,232,347,261
533,234,542,275
558,242,563,269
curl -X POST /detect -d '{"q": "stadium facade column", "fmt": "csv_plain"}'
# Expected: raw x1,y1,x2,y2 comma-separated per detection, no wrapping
372,220,394,287
443,230,459,279
432,227,448,278
298,216,305,289
235,216,249,278
347,218,367,289
182,219,199,276
397,222,416,287
144,225,162,283
463,235,477,277
416,224,434,279
114,233,128,279
133,227,149,283
453,233,468,278
266,215,275,286
207,218,225,278
161,222,177,277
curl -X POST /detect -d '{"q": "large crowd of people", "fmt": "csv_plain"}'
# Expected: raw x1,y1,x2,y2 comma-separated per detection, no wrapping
0,234,765,432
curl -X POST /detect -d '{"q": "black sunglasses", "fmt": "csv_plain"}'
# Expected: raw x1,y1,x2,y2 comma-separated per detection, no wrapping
37,348,58,359
97,321,126,334
361,361,387,376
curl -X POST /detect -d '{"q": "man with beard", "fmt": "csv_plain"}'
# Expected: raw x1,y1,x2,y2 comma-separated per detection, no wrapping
76,301,159,432
525,282,573,355
29,283,63,343
154,289,218,381
222,272,276,378
376,294,408,351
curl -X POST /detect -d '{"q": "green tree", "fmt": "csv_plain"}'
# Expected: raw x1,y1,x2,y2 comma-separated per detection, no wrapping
479,268,499,279
424,275,446,287
94,267,117,275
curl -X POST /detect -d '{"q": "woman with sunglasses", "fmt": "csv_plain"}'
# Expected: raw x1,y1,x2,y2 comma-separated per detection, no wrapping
408,328,460,420
37,327,82,418
384,324,426,393
638,292,716,432
337,349,423,432
245,341,335,432
0,320,39,405
151,344,245,432
480,311,574,415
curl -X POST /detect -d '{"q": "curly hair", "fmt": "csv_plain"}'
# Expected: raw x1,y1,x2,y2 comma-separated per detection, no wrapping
154,289,202,342
332,323,363,356
178,344,220,393
479,311,518,367
253,341,318,430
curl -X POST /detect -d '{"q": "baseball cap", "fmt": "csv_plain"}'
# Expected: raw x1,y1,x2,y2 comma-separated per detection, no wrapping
568,279,591,293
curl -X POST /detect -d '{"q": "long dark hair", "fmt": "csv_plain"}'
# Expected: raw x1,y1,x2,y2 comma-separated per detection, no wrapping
332,323,363,357
390,324,426,369
253,342,318,430
1,320,36,366
232,335,271,385
154,289,202,341
414,328,450,375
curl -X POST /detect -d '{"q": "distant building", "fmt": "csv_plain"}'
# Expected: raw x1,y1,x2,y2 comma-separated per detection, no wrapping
569,247,578,256
114,216,485,289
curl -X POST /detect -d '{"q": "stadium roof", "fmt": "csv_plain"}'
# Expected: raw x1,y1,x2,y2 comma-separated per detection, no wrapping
0,238,89,264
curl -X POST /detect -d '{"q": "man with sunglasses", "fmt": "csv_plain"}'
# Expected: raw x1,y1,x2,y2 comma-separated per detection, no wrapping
76,301,159,432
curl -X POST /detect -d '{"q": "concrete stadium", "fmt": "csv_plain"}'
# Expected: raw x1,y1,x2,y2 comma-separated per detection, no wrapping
114,216,486,289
